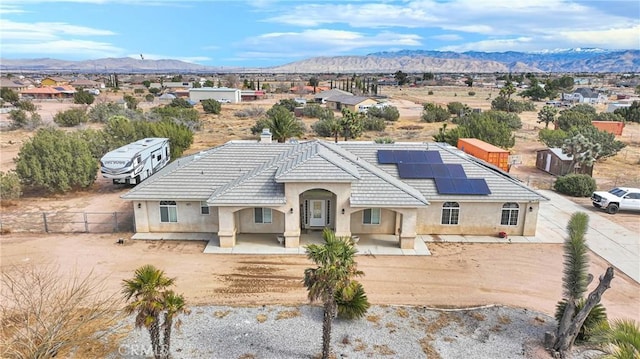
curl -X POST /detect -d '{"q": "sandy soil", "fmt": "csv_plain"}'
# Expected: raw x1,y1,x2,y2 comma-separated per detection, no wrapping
1,85,638,327
1,233,638,323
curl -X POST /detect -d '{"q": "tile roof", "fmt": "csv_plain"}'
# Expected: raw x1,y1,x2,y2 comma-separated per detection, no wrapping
122,140,547,206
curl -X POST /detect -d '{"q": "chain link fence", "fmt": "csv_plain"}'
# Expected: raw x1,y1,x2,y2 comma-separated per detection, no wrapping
0,211,133,234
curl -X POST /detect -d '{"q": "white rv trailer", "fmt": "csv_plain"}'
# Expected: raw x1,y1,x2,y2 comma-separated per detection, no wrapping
100,137,170,185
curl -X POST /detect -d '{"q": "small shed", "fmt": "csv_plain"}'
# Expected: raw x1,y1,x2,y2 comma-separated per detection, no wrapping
536,148,593,176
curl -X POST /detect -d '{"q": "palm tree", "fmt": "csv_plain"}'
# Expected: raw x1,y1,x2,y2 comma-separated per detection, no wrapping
593,319,640,359
122,265,175,359
303,228,367,359
161,290,190,359
265,105,305,142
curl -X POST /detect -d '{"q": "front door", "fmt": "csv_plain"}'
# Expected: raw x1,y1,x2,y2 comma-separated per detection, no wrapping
309,200,326,227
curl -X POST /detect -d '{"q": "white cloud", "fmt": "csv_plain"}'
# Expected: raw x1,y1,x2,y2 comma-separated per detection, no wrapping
439,37,534,52
0,20,116,38
2,40,123,58
430,34,463,41
557,25,640,49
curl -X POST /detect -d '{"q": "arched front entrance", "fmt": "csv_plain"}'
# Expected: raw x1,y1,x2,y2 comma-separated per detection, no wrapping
299,189,336,231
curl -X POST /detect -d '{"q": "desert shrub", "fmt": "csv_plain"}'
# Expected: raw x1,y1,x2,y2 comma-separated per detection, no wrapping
149,106,201,130
16,100,37,112
571,104,597,116
553,174,597,197
491,97,535,113
8,109,28,129
73,89,95,105
201,99,221,114
145,94,155,102
0,170,22,200
614,100,640,123
421,103,450,123
593,112,624,122
312,118,339,138
53,108,89,127
428,90,434,95
15,128,97,193
276,99,299,112
483,110,522,130
88,102,136,123
149,87,161,95
468,91,476,96
168,98,193,108
133,88,144,94
301,104,330,118
368,106,400,121
556,111,592,131
374,137,395,144
235,106,266,118
539,128,568,147
77,128,112,160
363,117,386,131
0,88,19,104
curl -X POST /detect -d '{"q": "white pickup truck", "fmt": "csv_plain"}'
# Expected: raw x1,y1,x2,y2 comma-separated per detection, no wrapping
591,187,640,214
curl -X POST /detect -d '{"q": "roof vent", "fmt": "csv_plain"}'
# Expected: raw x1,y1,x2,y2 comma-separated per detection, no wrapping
260,128,272,143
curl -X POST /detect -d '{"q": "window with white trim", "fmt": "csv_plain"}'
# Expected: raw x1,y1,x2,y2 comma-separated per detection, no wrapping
254,208,272,224
160,201,177,223
363,208,381,225
441,202,460,225
500,203,519,226
200,201,210,215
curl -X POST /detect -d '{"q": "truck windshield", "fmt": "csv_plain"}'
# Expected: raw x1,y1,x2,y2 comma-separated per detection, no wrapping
608,188,626,197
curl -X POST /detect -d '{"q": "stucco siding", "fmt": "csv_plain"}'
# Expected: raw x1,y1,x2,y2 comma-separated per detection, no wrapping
416,201,536,236
135,201,219,233
237,208,285,233
350,208,396,234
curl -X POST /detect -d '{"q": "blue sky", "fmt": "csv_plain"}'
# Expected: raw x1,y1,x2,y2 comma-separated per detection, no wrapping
1,0,639,67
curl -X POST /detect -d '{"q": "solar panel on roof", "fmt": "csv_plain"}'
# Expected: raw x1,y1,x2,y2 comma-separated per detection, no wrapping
443,164,467,178
377,150,396,164
424,151,443,163
431,164,450,178
434,178,491,195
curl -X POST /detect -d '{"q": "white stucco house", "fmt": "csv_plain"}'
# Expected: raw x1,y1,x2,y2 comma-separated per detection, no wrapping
122,134,548,250
563,88,608,104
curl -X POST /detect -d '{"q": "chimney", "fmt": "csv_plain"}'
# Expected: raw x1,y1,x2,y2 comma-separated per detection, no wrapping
260,128,272,143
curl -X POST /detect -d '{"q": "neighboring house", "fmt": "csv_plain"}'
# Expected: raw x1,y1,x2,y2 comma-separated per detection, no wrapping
71,79,103,89
535,148,593,176
122,137,548,250
20,85,76,99
314,89,352,103
0,78,31,92
189,87,241,103
163,81,193,89
325,95,378,112
563,87,608,104
40,76,69,86
241,90,266,101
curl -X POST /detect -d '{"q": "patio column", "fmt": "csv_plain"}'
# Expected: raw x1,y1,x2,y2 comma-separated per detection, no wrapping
217,207,236,248
399,209,417,250
284,205,300,248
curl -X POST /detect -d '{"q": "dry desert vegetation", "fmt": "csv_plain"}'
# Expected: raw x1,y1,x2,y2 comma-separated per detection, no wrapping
1,84,639,358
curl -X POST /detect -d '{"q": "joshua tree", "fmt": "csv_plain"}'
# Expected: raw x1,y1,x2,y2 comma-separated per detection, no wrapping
303,228,369,359
537,105,558,129
549,212,615,358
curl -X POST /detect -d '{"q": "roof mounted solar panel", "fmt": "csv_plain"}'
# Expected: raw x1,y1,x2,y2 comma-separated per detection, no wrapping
377,150,396,164
431,164,450,178
424,151,443,163
434,178,491,195
445,164,467,178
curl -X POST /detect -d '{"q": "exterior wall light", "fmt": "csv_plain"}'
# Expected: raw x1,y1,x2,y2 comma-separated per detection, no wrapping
341,208,345,215
137,203,142,209
290,208,294,214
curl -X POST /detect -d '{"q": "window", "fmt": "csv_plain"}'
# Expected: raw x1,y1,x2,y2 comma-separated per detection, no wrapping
200,201,209,215
254,208,272,224
500,203,519,226
160,201,177,223
363,208,381,225
441,202,460,225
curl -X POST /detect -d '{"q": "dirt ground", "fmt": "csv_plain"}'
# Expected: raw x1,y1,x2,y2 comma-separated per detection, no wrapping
1,85,639,324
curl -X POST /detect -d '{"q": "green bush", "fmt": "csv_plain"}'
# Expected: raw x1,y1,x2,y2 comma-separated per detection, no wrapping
368,106,399,122
374,137,394,144
553,174,597,197
53,108,88,127
468,91,476,96
301,104,330,118
134,88,144,94
16,100,37,112
73,89,95,105
0,170,22,200
235,106,266,118
555,299,607,342
201,99,221,114
491,97,535,113
421,103,450,123
145,94,155,102
363,117,386,131
428,90,434,95
168,98,193,108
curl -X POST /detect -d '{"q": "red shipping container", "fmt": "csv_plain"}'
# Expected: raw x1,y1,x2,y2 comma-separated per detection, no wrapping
591,121,624,136
457,138,510,172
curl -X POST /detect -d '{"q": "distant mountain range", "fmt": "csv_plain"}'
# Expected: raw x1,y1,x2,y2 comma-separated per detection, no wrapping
1,49,638,73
